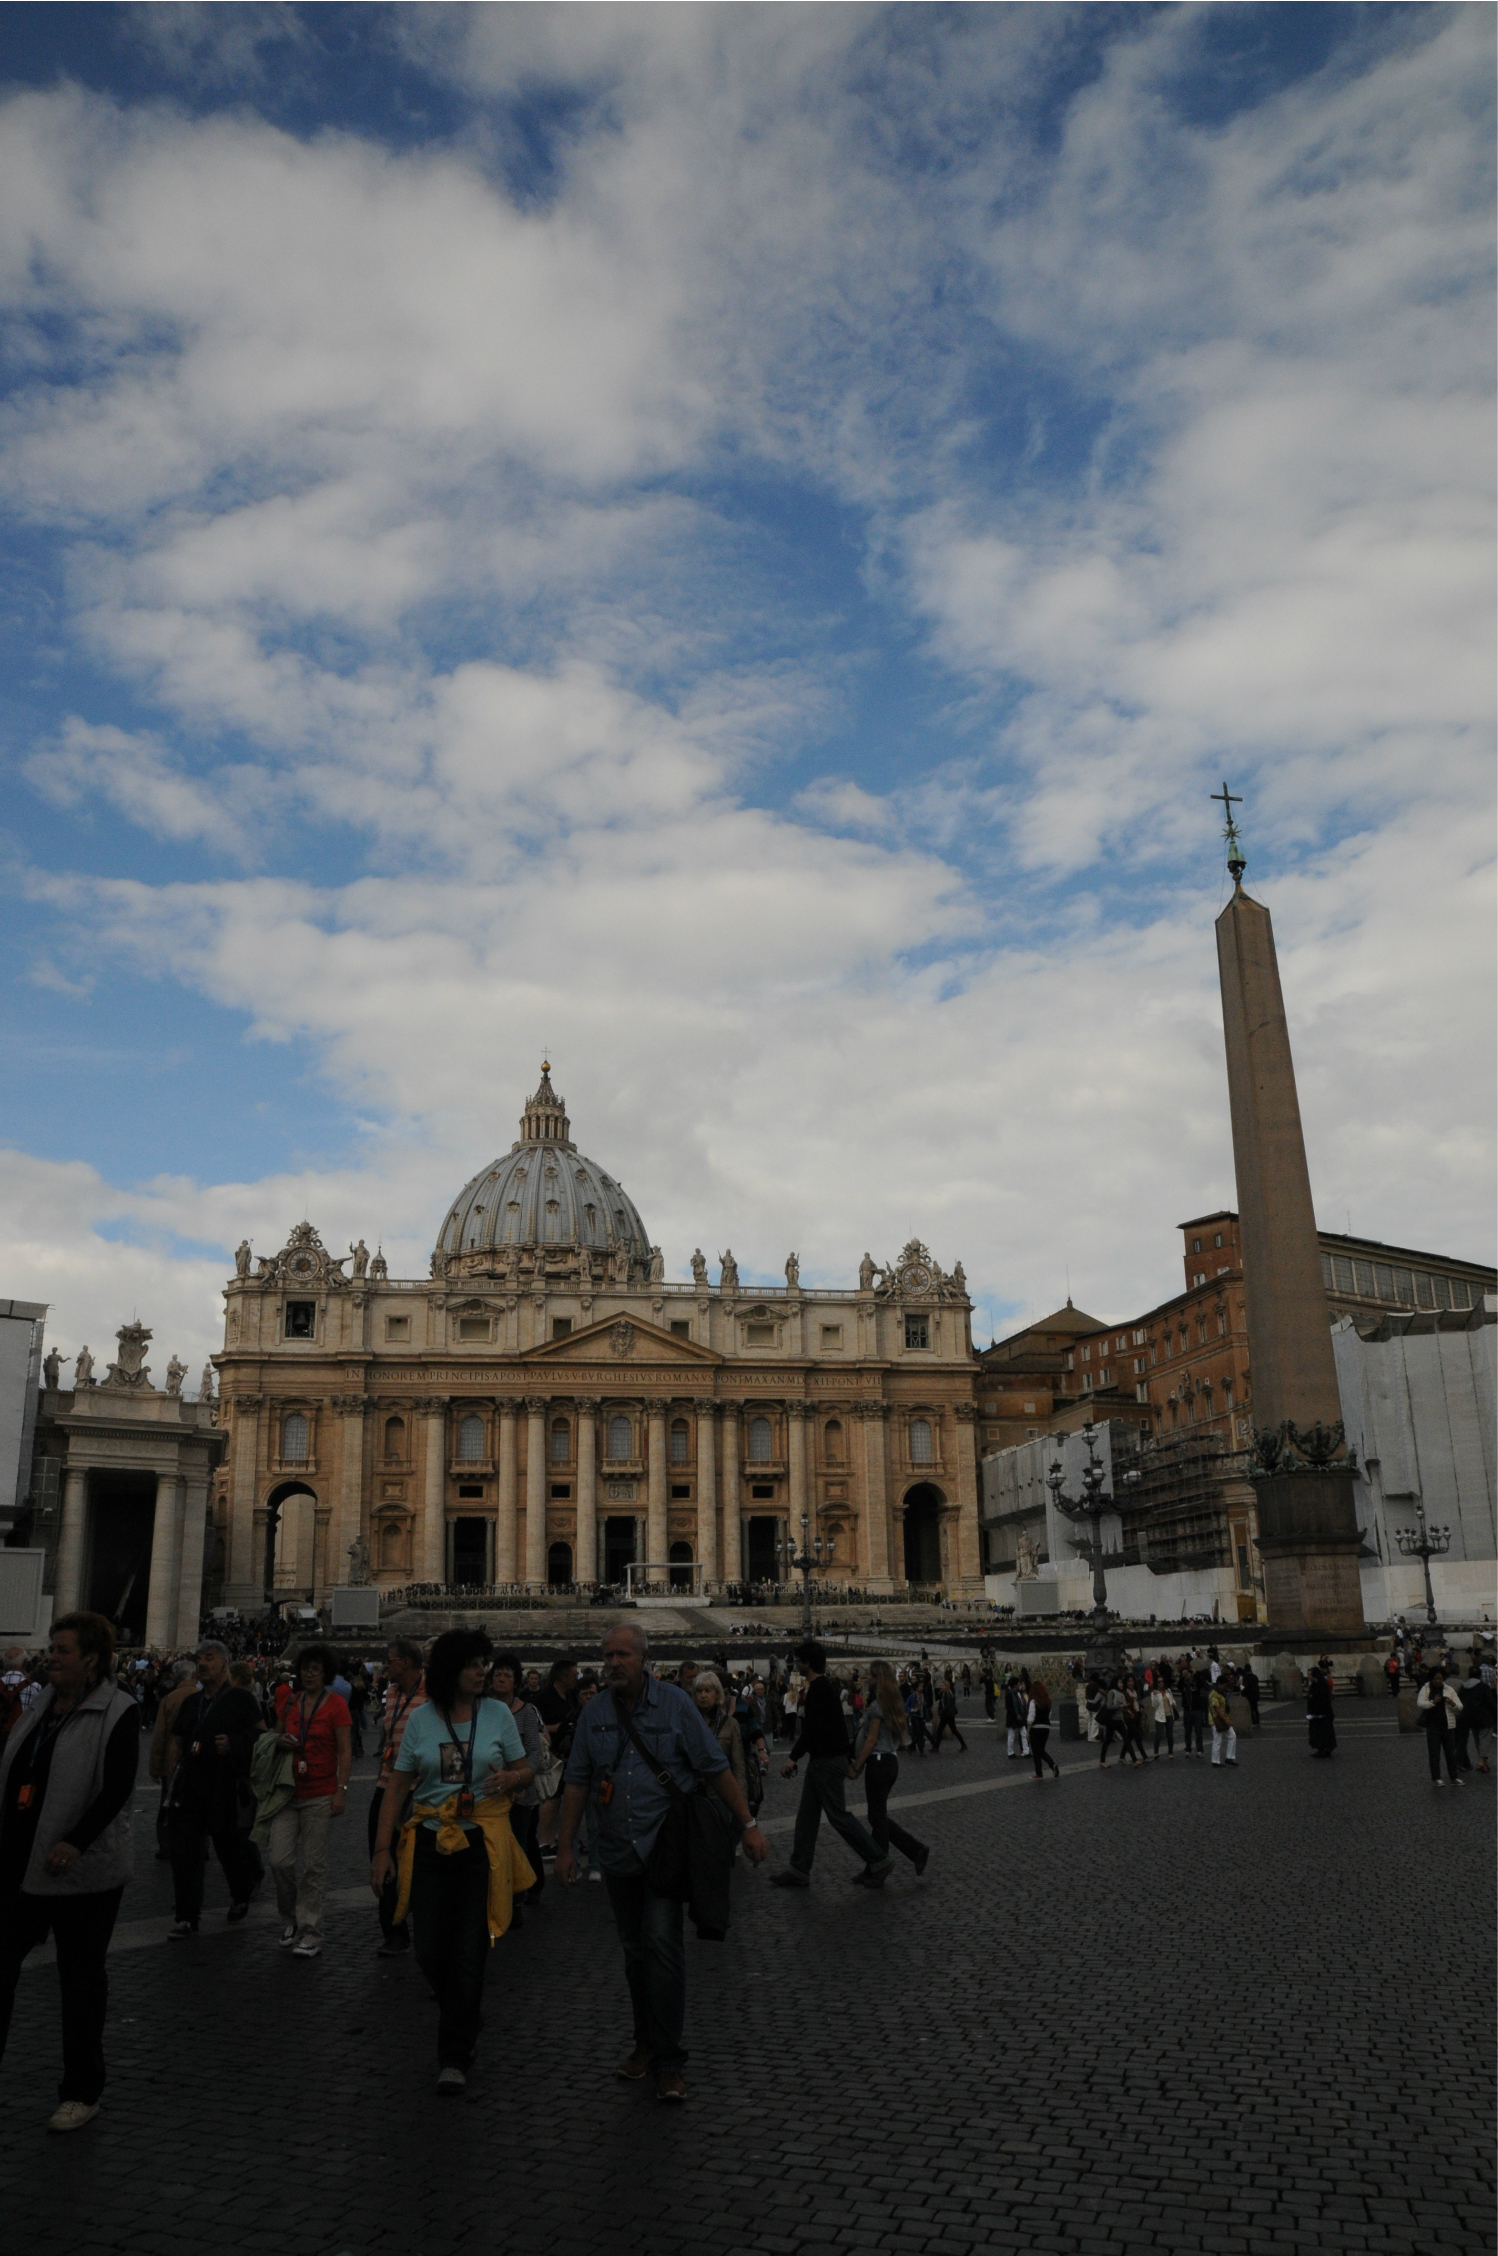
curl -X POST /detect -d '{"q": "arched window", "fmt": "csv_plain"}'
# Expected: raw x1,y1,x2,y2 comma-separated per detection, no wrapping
282,1411,309,1463
383,1415,406,1462
748,1415,773,1463
457,1413,485,1462
909,1418,934,1464
669,1419,690,1465
550,1418,570,1464
823,1419,843,1462
607,1414,633,1461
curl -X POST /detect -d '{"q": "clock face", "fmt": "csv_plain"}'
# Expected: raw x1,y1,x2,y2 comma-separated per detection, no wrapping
289,1254,316,1276
900,1262,932,1295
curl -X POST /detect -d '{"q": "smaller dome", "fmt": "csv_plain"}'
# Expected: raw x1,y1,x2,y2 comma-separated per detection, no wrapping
436,1068,651,1266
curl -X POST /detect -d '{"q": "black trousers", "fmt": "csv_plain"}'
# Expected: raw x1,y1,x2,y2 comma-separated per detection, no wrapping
929,1714,967,1752
168,1807,262,1924
0,1884,125,2105
409,1827,492,2069
367,1786,408,1943
1030,1723,1059,1777
1425,1724,1461,1782
861,1752,927,1863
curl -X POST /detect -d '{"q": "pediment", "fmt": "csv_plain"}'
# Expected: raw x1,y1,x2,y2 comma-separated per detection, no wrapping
521,1314,722,1366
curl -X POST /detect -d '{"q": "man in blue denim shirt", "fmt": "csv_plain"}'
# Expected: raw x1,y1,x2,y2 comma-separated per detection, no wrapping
557,1623,767,2102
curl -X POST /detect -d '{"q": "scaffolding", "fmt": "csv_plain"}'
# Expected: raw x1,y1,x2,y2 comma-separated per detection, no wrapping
1118,1429,1254,1573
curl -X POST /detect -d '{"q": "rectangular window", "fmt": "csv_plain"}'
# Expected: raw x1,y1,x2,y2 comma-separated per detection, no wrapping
745,1321,775,1345
1449,1278,1471,1310
1134,1357,1145,1375
1353,1260,1376,1297
1393,1267,1414,1303
1133,1329,1145,1346
669,1320,691,1339
1082,1373,1092,1391
904,1314,929,1350
1080,1344,1090,1362
384,1315,410,1341
552,1317,573,1339
1023,1400,1035,1413
820,1325,843,1348
457,1483,485,1500
1099,1367,1111,1387
1217,1313,1227,1336
1332,1255,1355,1292
1374,1263,1396,1300
284,1301,315,1339
458,1316,489,1340
1432,1274,1451,1309
549,1483,571,1499
1135,1384,1148,1403
1415,1272,1435,1308
670,1483,692,1500
1320,1253,1334,1287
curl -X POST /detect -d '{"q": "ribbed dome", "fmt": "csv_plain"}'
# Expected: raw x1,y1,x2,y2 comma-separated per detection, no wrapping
436,1068,651,1264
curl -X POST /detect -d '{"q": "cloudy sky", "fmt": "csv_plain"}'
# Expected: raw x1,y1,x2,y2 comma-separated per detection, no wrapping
1,1,1492,1379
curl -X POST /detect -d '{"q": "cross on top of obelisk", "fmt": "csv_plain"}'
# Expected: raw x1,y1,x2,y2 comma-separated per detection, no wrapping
1211,780,1247,883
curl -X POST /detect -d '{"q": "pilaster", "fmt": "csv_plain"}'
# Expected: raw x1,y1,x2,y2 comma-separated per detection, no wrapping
54,1465,89,1613
694,1398,718,1583
419,1397,447,1582
495,1399,518,1583
524,1395,548,1586
575,1400,598,1588
719,1402,742,1581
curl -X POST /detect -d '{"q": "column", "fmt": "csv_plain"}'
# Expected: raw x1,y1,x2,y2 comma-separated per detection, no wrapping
787,1402,809,1535
860,1402,893,1591
225,1396,263,1605
421,1399,448,1582
645,1398,668,1581
719,1403,742,1582
952,1403,983,1592
337,1396,368,1586
575,1401,597,1589
54,1465,90,1614
525,1396,548,1586
144,1472,184,1650
694,1398,718,1584
173,1473,211,1647
494,1400,518,1585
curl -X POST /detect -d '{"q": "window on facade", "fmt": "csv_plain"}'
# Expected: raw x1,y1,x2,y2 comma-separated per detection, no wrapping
909,1418,934,1463
1080,1344,1091,1362
552,1317,572,1339
1214,1232,1223,1248
820,1325,843,1348
669,1419,690,1464
458,1316,489,1340
904,1314,930,1350
284,1301,315,1340
385,1315,410,1342
1082,1373,1093,1392
747,1416,773,1462
550,1419,570,1463
745,1321,775,1345
457,1414,485,1462
383,1415,406,1462
1217,1312,1228,1336
1099,1368,1111,1387
1353,1260,1377,1297
1449,1278,1471,1309
669,1321,691,1339
823,1419,843,1461
1198,1322,1208,1345
607,1415,633,1460
1332,1254,1355,1292
1192,1237,1202,1253
282,1411,309,1461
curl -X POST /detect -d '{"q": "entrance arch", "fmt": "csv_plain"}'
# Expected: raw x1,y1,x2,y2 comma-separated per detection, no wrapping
668,1539,694,1590
901,1482,945,1585
265,1481,318,1605
547,1540,573,1589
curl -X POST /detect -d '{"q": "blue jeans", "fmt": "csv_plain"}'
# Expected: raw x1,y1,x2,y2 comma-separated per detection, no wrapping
791,1754,883,1874
605,1871,687,2072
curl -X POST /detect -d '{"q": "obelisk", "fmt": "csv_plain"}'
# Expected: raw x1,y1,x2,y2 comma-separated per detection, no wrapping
1212,789,1365,1637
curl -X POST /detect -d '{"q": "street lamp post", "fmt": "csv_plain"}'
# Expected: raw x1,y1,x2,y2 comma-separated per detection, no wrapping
1045,1419,1140,1673
776,1512,836,1637
1393,1499,1450,1644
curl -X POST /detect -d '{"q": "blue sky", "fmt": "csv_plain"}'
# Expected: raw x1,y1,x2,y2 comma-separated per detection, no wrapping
0,2,1492,1377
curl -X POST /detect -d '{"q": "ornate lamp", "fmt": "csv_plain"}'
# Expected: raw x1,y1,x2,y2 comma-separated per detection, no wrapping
776,1511,836,1635
1046,1419,1140,1671
1393,1499,1451,1642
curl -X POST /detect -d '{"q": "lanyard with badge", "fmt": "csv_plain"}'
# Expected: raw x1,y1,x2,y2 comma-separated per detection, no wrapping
441,1704,480,1819
292,1691,326,1779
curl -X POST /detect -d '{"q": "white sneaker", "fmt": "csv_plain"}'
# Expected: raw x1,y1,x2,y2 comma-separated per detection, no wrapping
278,1924,297,1947
588,1867,603,1882
48,2101,100,2133
291,1936,322,1958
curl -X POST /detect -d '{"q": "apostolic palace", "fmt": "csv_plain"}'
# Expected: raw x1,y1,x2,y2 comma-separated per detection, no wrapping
210,1069,982,1607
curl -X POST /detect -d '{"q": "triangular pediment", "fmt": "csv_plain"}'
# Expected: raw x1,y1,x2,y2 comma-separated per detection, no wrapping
521,1313,722,1366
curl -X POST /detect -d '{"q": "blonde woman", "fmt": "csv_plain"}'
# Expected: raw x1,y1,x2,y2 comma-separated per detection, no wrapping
691,1671,748,1799
848,1662,929,1879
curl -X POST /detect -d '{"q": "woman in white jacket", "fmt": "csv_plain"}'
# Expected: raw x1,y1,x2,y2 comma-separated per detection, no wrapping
1416,1670,1464,1787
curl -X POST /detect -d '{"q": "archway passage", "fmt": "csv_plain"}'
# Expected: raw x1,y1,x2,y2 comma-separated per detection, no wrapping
547,1540,573,1588
746,1515,780,1584
265,1480,318,1607
452,1516,489,1587
668,1540,694,1590
902,1483,945,1585
86,1470,155,1643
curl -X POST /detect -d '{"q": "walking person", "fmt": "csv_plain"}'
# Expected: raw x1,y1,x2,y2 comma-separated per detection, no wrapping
370,1629,534,2093
1027,1678,1060,1780
164,1639,263,1936
369,1639,426,1956
268,1643,351,1958
148,1656,198,1860
1239,1661,1262,1731
848,1662,929,1873
1180,1668,1208,1758
535,1658,581,1860
905,1681,929,1757
1003,1676,1029,1759
0,1614,140,2132
928,1677,968,1755
1151,1678,1178,1758
488,1651,545,1913
1208,1678,1238,1767
1120,1681,1150,1765
1416,1668,1464,1787
1306,1664,1338,1758
772,1641,895,1890
1097,1678,1130,1766
1455,1665,1495,1775
555,1624,767,2102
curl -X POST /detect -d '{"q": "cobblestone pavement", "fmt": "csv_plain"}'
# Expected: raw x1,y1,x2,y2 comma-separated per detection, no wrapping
2,1701,1492,2256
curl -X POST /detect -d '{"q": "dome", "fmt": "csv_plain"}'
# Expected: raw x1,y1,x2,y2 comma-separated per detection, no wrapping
436,1067,652,1270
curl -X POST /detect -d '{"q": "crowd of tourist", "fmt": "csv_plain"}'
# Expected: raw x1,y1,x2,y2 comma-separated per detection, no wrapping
1,1613,1493,2131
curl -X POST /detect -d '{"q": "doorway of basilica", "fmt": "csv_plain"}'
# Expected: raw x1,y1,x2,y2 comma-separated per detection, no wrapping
902,1483,944,1585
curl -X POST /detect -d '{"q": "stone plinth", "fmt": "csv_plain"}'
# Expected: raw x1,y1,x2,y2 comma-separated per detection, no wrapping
1253,1469,1365,1637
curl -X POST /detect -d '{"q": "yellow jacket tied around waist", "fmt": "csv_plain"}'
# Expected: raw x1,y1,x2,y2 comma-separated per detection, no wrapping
393,1795,535,1942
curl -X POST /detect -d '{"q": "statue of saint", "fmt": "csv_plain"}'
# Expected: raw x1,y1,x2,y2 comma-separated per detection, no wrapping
199,1362,216,1401
690,1248,708,1287
42,1346,61,1390
369,1248,387,1281
951,1261,967,1294
165,1355,187,1397
347,1534,371,1586
858,1252,875,1291
234,1239,252,1278
349,1238,369,1278
612,1244,631,1285
784,1252,800,1290
648,1246,665,1283
430,1247,447,1279
718,1250,739,1293
74,1346,94,1388
578,1245,595,1286
1015,1526,1038,1580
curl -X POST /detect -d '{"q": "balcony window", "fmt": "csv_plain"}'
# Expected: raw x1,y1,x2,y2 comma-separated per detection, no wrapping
669,1419,690,1464
747,1416,773,1462
550,1419,570,1463
607,1415,633,1461
282,1412,309,1462
457,1414,486,1462
904,1314,929,1351
909,1418,934,1464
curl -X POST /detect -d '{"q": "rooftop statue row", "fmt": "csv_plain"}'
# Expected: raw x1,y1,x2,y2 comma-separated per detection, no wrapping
43,1324,214,1401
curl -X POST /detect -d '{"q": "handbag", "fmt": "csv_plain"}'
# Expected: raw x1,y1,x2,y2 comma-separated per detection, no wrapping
532,1730,565,1802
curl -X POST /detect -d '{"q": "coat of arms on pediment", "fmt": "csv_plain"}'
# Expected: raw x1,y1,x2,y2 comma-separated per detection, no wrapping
101,1321,153,1390
254,1220,349,1291
521,1312,722,1365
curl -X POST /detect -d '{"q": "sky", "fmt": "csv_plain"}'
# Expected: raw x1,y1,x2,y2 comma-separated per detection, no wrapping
0,1,1492,1384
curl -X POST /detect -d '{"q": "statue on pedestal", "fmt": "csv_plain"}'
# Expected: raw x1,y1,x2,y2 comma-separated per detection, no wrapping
858,1252,876,1291
349,1238,369,1279
165,1355,187,1397
690,1248,708,1287
74,1347,94,1387
784,1252,800,1290
719,1250,739,1293
347,1535,371,1586
199,1362,216,1402
648,1246,665,1283
42,1347,60,1390
234,1239,252,1277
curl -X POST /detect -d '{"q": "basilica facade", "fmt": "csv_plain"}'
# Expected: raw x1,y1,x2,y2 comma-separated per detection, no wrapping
212,1070,982,1606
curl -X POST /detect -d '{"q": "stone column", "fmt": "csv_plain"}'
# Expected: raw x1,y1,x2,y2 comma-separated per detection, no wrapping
575,1402,597,1589
693,1398,718,1584
645,1398,668,1581
173,1472,211,1647
144,1472,184,1650
54,1465,90,1614
494,1400,518,1584
420,1398,448,1582
951,1403,983,1593
337,1395,369,1587
225,1397,263,1606
524,1396,548,1587
787,1402,809,1536
719,1403,742,1582
859,1402,893,1592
